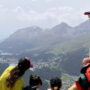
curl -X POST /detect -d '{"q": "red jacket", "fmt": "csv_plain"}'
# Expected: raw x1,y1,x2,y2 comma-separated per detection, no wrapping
76,81,90,90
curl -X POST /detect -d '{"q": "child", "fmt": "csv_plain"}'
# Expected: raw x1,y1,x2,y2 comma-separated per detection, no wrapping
48,77,62,90
23,74,42,90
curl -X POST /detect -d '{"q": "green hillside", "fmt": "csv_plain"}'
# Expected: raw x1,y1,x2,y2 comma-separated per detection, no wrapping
48,33,90,56
17,33,90,76
42,33,90,75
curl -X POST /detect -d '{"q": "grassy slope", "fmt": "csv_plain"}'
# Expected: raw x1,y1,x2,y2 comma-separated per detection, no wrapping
47,33,90,56
42,33,90,75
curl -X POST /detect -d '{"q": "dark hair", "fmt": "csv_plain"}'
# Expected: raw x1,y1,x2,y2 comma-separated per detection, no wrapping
18,57,30,72
50,77,62,90
29,74,42,86
6,57,30,88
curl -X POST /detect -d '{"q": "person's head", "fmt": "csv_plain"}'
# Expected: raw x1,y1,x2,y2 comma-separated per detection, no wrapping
81,57,90,81
81,57,90,74
18,57,33,74
6,57,33,88
50,77,62,90
82,57,90,66
29,74,42,89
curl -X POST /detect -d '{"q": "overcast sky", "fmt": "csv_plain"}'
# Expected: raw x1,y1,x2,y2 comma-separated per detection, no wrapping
0,0,90,40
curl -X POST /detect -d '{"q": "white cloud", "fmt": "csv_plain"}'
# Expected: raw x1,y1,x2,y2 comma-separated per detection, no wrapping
31,0,37,2
0,5,88,30
31,0,55,2
0,0,89,40
0,5,8,13
11,6,87,28
45,0,55,2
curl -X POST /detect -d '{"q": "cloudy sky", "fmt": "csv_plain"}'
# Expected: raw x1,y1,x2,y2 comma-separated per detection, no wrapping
0,0,90,41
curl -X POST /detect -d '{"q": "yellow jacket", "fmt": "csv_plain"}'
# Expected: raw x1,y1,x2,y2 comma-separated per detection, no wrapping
0,66,24,90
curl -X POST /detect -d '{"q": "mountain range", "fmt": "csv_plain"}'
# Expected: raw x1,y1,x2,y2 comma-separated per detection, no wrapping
0,20,90,75
1,20,90,54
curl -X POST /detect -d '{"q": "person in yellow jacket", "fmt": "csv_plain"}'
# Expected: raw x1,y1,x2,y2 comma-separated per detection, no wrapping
0,57,33,90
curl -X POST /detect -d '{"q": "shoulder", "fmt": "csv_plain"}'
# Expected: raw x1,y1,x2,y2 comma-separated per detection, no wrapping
7,65,15,70
3,65,15,72
0,66,15,79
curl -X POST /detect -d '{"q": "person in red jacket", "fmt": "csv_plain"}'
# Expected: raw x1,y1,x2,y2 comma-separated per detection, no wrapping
68,57,90,90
